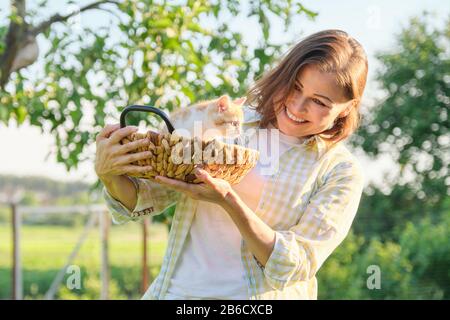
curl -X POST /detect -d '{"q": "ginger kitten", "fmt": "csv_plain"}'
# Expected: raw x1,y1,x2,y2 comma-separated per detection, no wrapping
160,95,246,141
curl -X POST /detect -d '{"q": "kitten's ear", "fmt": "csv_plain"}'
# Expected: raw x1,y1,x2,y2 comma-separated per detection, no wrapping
217,95,230,112
233,97,247,106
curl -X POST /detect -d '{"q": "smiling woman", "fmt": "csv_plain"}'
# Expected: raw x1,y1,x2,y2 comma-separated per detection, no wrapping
276,65,355,140
247,29,368,152
99,29,369,300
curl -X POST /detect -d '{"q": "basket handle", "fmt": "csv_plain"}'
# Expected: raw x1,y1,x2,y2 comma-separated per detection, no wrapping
120,105,175,133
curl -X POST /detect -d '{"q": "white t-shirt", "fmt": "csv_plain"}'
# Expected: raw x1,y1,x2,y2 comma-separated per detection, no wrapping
165,124,307,299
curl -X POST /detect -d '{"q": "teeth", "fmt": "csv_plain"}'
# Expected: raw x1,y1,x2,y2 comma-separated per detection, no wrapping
285,106,307,123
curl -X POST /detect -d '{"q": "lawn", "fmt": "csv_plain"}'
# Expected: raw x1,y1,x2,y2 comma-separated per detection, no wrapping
0,220,168,299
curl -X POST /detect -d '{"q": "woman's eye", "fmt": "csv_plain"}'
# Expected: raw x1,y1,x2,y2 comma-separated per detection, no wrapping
294,84,301,91
313,98,326,107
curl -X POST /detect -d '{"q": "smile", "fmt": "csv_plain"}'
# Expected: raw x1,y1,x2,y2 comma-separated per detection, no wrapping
284,105,308,123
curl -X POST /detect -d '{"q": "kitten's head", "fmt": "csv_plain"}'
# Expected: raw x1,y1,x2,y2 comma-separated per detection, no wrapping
205,95,246,139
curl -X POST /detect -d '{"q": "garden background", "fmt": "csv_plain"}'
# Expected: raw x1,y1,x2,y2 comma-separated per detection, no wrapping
0,0,449,299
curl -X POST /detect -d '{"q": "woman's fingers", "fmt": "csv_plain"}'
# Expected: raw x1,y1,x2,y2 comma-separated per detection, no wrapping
122,165,154,175
115,150,153,165
194,168,212,184
96,123,120,142
155,176,195,193
109,126,139,145
116,138,150,155
194,168,219,190
194,168,230,197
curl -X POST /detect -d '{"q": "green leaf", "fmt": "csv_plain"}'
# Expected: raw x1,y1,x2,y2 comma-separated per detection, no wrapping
16,106,27,124
181,86,195,102
148,18,172,29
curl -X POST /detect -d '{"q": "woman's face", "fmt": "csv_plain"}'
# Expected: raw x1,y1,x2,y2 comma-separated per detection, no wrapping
273,64,355,138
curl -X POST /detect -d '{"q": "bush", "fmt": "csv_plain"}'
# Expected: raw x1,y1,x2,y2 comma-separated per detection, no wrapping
318,211,450,299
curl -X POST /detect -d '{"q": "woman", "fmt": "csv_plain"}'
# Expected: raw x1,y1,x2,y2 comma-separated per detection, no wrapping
95,29,368,300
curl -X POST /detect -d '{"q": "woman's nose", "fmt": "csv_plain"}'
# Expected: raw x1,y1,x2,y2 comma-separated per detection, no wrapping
290,97,308,114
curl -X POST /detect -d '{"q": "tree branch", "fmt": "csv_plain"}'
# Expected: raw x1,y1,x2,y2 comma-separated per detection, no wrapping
11,0,26,21
31,0,120,36
0,0,27,89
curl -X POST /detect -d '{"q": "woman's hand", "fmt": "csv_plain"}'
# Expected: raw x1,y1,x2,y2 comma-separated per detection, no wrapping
154,168,233,206
95,124,153,182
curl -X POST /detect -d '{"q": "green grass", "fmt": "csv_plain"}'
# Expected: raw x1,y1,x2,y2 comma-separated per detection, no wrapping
0,221,168,299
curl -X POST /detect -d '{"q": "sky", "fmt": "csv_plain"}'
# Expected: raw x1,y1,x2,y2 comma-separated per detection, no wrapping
0,0,449,187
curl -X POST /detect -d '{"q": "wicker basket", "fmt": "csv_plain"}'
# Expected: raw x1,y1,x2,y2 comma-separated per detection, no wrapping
119,105,259,184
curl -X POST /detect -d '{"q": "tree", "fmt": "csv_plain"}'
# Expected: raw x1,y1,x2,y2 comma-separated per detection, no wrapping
0,0,317,170
352,14,450,240
0,0,119,88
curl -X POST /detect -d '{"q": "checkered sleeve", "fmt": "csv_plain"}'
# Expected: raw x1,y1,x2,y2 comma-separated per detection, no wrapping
103,176,181,224
262,160,365,290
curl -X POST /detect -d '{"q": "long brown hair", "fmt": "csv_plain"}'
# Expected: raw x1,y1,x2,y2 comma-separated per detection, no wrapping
246,29,368,150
